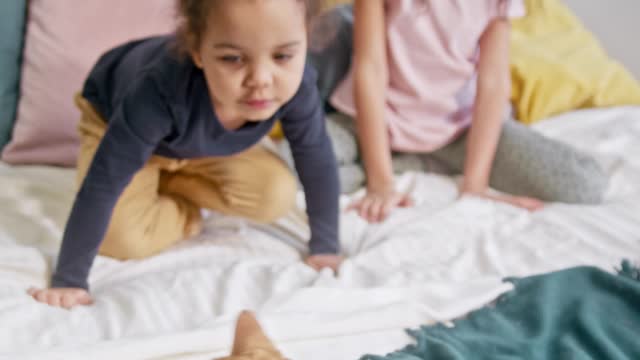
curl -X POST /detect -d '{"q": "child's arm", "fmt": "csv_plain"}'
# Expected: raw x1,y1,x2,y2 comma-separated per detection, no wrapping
348,0,412,223
462,18,543,211
28,77,172,307
462,19,511,194
281,65,341,269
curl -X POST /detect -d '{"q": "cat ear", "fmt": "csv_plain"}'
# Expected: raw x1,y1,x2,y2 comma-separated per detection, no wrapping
230,311,282,357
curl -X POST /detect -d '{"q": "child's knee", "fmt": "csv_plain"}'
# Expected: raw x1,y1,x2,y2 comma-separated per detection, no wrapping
559,156,609,204
99,199,191,259
99,228,157,260
249,167,297,223
574,159,609,204
100,224,187,260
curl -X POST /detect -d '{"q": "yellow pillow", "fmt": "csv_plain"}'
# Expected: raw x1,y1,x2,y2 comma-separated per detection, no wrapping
268,121,284,140
510,0,640,124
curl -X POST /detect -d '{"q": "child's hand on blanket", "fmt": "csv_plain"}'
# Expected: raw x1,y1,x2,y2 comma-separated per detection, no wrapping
347,187,414,223
305,254,344,273
27,287,93,309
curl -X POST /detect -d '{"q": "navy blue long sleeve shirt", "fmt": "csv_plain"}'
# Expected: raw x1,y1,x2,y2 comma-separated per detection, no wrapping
51,35,340,290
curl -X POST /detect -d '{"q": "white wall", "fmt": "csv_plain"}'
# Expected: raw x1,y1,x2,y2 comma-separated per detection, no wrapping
563,0,640,80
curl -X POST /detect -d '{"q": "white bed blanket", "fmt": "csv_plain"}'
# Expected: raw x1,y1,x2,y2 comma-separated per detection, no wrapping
0,107,639,360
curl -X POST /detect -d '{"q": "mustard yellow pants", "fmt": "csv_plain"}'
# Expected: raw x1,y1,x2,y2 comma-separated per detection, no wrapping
75,95,297,260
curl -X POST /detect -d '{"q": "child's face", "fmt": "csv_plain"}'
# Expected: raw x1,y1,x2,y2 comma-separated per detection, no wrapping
191,0,308,124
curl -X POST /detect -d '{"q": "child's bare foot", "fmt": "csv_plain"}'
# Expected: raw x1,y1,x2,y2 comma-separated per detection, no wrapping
27,287,93,309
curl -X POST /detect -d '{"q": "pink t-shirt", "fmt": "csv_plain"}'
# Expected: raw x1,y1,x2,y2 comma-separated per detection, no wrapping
330,0,526,152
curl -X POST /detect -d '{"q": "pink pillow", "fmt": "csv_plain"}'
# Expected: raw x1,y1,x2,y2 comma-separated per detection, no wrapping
2,0,176,166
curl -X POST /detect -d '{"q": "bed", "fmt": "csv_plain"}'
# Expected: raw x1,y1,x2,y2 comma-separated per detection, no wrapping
0,106,639,359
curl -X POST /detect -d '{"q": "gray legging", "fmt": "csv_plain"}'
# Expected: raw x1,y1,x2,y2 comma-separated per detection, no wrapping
326,113,608,204
430,119,608,203
309,5,608,203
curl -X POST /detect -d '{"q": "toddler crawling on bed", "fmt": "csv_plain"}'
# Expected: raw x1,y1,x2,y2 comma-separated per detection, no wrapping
28,0,342,309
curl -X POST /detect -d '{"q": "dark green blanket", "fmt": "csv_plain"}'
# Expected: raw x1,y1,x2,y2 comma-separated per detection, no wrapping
362,262,640,360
